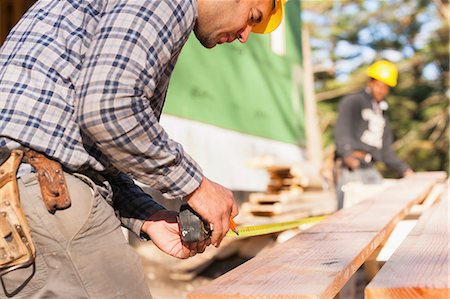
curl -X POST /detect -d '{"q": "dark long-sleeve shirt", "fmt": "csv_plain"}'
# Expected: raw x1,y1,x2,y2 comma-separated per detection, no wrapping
334,89,410,175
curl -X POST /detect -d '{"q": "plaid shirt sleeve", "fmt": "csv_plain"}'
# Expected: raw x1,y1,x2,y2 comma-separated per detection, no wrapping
76,1,203,208
107,171,165,237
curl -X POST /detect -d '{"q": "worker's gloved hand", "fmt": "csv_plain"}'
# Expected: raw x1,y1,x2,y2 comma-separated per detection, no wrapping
185,176,239,248
142,210,211,259
343,156,360,170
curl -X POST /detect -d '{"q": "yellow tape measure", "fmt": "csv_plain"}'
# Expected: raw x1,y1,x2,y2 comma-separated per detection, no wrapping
226,215,326,237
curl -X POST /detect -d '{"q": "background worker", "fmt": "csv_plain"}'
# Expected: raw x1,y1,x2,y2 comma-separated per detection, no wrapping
0,0,286,297
333,60,414,209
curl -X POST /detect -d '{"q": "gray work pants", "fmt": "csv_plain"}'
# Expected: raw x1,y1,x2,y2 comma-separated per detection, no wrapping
335,167,383,210
0,172,152,298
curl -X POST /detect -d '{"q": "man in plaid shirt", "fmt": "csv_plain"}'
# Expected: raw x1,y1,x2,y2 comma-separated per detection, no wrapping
0,0,285,297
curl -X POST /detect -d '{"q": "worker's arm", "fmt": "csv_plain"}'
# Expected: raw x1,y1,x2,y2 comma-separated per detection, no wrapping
109,171,223,253
75,2,201,235
77,2,201,200
334,96,361,169
106,171,166,236
76,2,237,243
381,118,412,176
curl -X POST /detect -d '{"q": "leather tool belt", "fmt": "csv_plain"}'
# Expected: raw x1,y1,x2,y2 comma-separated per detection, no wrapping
0,149,36,278
0,148,71,280
23,148,71,213
351,150,373,163
333,151,373,185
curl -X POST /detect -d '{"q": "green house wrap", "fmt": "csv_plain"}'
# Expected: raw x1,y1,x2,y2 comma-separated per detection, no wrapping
162,1,305,191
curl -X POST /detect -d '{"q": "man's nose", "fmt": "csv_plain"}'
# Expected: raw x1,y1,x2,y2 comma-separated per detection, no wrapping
238,26,252,43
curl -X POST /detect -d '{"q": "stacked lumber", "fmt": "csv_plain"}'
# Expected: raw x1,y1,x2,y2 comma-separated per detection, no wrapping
241,165,336,221
265,166,307,194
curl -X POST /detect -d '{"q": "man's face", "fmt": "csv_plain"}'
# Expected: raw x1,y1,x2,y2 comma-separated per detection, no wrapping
194,0,274,49
368,79,390,102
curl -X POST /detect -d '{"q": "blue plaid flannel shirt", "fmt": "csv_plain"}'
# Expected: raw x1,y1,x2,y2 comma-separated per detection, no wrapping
0,0,203,236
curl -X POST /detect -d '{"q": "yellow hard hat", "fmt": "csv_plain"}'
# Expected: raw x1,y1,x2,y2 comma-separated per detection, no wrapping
252,0,287,34
367,60,398,87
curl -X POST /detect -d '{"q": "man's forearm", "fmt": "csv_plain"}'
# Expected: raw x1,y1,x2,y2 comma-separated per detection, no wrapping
107,171,166,236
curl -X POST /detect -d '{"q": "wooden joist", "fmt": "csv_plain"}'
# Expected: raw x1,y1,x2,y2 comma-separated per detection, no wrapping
365,182,449,299
241,199,335,217
249,189,303,204
245,190,336,217
188,172,446,299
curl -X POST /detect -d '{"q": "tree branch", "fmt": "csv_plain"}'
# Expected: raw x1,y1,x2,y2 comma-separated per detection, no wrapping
431,0,449,21
315,83,364,102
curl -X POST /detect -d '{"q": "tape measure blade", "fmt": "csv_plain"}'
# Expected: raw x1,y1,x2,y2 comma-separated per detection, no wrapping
226,216,326,237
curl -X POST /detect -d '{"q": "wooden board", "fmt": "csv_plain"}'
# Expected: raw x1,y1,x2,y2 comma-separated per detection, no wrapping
249,189,303,204
242,199,335,217
375,219,417,262
249,190,334,205
298,190,335,202
407,182,445,218
365,184,450,299
342,179,396,208
192,231,382,299
267,178,308,193
169,238,245,281
188,172,446,299
306,173,444,234
235,210,311,226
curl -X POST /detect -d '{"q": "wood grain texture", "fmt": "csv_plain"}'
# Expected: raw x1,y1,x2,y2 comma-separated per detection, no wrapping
365,183,449,299
188,172,446,299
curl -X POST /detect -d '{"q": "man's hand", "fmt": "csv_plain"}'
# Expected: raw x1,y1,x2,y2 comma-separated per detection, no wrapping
186,176,238,247
403,168,414,177
142,210,210,259
343,156,360,170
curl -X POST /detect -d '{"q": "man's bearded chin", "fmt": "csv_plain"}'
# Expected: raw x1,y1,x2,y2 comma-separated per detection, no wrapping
194,25,216,49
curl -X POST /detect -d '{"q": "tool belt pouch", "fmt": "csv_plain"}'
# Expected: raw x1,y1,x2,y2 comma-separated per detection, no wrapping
0,150,36,275
23,148,71,214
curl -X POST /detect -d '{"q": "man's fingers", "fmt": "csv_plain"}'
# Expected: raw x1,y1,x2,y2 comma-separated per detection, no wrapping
222,214,230,240
231,202,239,218
180,243,192,259
214,215,229,248
211,231,222,247
187,242,197,257
210,221,223,247
196,239,208,253
188,242,197,251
